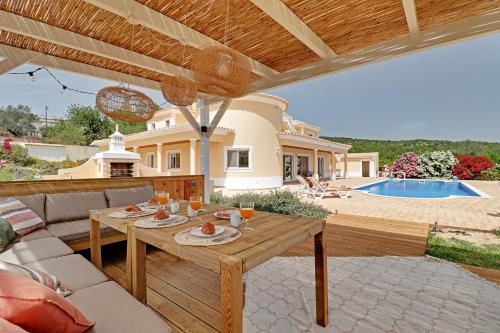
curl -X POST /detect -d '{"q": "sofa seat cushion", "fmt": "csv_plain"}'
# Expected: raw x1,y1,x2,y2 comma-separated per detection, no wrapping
46,220,118,243
46,191,107,224
0,237,73,265
105,185,154,208
27,254,108,291
13,228,52,243
67,281,171,333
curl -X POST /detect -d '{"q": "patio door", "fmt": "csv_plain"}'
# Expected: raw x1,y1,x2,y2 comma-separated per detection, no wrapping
296,156,309,177
318,157,325,178
283,155,294,181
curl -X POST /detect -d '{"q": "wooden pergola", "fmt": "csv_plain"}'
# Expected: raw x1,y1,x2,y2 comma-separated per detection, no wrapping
1,0,500,199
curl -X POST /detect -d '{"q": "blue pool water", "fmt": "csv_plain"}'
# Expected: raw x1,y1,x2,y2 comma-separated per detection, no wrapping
355,179,481,198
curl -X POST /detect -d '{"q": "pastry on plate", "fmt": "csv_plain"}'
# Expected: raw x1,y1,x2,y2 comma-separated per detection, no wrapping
201,222,215,235
125,205,142,212
154,209,170,221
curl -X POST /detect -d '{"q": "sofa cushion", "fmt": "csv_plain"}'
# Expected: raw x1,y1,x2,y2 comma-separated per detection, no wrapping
0,317,29,333
0,217,16,252
0,260,72,296
0,198,45,236
0,237,73,265
67,281,171,333
27,254,108,291
0,271,95,333
14,228,52,243
105,185,154,208
46,191,107,224
17,194,46,222
46,219,117,243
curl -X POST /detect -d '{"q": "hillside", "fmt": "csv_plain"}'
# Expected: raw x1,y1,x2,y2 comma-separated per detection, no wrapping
321,137,500,167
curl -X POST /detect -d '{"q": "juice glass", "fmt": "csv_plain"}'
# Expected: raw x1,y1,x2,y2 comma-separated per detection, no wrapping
190,195,202,220
240,202,254,231
157,191,169,209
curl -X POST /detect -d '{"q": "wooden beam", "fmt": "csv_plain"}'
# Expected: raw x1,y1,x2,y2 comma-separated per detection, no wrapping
0,11,193,79
238,8,500,97
0,44,161,90
208,99,232,136
249,0,336,60
0,51,36,74
402,0,420,36
83,0,278,78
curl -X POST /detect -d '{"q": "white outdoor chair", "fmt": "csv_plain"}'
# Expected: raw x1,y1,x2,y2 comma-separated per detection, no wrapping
306,177,342,199
296,175,311,195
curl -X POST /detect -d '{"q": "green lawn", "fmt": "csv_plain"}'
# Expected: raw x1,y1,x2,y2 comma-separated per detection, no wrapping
427,233,500,270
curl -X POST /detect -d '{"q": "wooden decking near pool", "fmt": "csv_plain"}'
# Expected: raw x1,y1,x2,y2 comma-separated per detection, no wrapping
98,214,429,332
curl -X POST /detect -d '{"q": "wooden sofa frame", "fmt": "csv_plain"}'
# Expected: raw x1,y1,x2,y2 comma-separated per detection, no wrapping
0,176,204,251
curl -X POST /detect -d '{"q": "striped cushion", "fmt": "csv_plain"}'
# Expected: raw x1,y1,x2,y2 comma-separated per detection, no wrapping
0,198,45,236
0,261,72,296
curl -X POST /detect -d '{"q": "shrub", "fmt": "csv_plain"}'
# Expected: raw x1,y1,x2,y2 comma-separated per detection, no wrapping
476,166,500,181
0,164,14,182
452,155,495,180
7,144,32,166
390,152,421,178
210,190,330,219
419,151,456,179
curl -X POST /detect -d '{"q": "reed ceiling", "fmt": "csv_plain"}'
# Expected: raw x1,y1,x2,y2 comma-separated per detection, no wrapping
0,0,499,93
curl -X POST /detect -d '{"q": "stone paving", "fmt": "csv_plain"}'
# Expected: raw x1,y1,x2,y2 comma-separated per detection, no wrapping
243,256,500,333
217,179,500,231
318,179,500,231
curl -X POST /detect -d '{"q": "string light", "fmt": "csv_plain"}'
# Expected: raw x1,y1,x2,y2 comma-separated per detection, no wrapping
7,66,169,107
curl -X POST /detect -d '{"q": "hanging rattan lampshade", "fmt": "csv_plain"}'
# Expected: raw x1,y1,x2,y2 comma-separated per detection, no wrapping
192,46,251,98
96,86,157,123
160,76,197,106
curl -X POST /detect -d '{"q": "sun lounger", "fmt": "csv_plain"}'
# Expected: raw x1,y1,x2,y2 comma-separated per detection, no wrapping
296,175,310,195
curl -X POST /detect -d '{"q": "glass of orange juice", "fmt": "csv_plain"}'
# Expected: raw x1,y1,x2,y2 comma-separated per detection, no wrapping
157,191,169,209
190,195,202,220
240,202,254,231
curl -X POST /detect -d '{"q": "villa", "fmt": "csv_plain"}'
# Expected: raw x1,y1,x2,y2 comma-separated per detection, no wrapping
87,94,378,189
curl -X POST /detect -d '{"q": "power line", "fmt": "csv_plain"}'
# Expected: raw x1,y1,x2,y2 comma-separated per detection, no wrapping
7,66,169,107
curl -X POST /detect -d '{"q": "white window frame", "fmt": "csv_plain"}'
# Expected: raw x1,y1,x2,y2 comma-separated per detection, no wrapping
149,122,156,131
146,152,154,168
166,150,181,171
224,146,252,172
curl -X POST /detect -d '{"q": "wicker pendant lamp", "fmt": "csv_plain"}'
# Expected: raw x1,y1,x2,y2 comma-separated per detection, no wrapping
160,76,197,106
96,86,157,123
192,45,251,98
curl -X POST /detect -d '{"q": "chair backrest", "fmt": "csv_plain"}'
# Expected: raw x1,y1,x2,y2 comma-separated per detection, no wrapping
296,175,310,188
307,177,324,190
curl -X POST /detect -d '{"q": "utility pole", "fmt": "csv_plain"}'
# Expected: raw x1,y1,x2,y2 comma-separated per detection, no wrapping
44,106,48,127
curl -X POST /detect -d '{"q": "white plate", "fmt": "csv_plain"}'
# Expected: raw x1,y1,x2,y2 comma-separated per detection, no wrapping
119,208,155,216
140,202,159,208
135,215,188,228
214,210,238,220
190,225,225,238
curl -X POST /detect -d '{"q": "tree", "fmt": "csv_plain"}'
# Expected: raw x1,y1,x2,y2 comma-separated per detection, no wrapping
42,121,87,145
114,120,146,135
452,155,495,180
0,105,38,137
66,105,114,145
420,151,456,179
391,152,421,178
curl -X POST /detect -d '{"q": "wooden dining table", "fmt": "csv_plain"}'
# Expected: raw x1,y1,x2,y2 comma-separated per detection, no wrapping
89,201,328,333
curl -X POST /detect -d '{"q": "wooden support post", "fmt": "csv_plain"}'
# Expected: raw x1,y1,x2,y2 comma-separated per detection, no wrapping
129,226,147,303
314,221,328,327
90,219,102,270
221,256,244,333
126,231,133,293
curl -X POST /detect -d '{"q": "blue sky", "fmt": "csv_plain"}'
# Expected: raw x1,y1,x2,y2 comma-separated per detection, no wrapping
1,33,499,142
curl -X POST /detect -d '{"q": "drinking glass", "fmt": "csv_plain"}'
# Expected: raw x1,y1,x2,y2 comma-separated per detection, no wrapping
157,191,169,209
190,195,202,220
240,202,255,231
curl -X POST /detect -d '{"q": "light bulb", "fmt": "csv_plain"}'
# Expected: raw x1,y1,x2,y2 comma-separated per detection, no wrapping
60,86,67,94
29,72,36,82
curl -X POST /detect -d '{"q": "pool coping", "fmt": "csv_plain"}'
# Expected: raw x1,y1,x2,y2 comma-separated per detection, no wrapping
353,178,492,200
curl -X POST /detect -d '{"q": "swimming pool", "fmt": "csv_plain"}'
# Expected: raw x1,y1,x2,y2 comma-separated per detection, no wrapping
355,179,483,199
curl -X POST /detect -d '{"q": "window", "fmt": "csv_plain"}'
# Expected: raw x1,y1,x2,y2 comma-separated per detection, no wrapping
225,147,251,170
165,120,170,127
146,153,154,168
149,123,156,130
307,132,314,137
167,151,181,170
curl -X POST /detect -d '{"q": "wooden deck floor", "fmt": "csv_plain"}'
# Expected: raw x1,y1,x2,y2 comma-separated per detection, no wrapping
96,214,430,332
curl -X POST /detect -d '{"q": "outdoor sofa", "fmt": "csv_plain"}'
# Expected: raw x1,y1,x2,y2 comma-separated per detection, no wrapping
0,184,171,332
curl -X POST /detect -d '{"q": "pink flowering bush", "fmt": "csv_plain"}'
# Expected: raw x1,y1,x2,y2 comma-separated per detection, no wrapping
2,137,12,154
391,152,421,178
